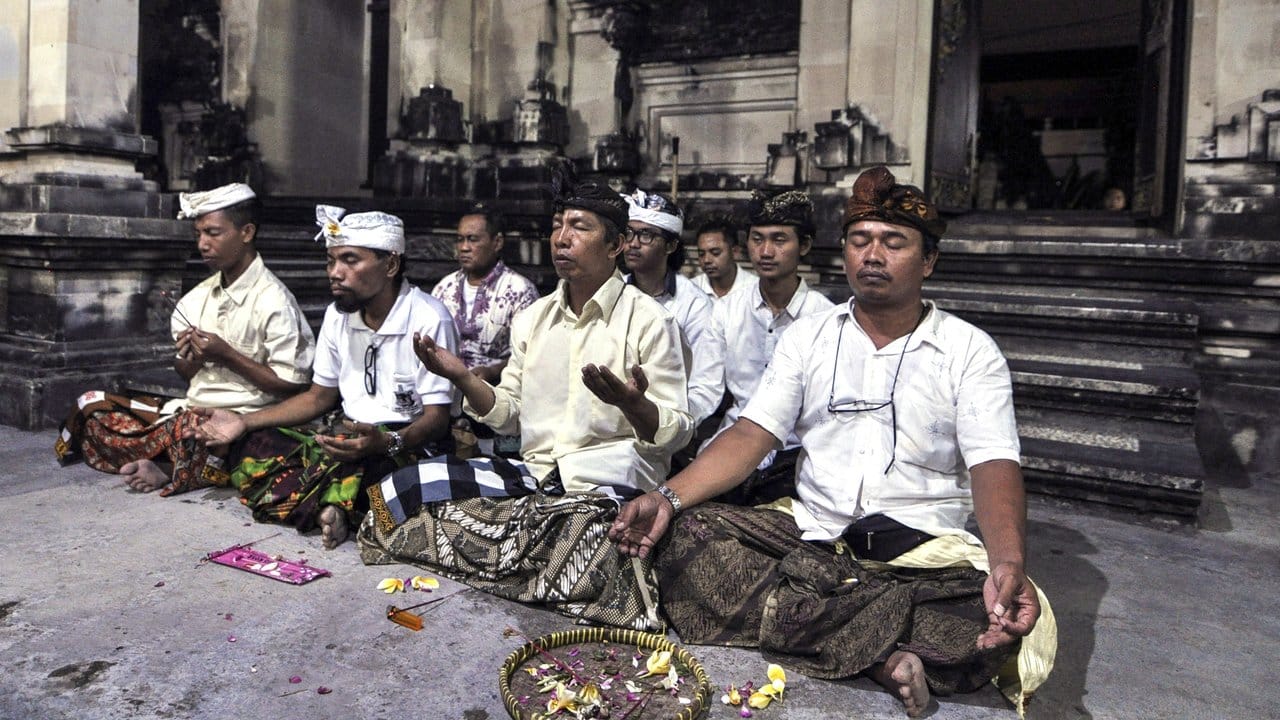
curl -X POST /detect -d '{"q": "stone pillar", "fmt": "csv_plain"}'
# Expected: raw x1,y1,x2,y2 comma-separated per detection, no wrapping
393,0,475,129
0,0,190,429
566,2,620,160
795,0,850,146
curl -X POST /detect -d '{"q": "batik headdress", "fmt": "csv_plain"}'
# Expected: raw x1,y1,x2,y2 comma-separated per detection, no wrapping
549,160,629,231
745,188,816,239
841,166,946,241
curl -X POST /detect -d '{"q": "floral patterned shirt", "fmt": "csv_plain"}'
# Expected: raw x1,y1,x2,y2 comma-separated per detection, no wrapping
431,261,540,371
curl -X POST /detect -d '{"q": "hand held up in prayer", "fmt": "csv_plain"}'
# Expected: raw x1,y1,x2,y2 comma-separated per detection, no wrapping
581,364,649,411
187,407,247,448
977,561,1040,649
414,332,469,383
315,420,384,462
608,491,674,559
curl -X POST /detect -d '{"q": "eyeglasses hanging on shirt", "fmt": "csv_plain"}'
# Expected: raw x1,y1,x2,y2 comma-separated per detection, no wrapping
826,304,928,474
364,340,382,396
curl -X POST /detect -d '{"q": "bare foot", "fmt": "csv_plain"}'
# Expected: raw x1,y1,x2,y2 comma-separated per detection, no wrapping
318,505,349,549
870,650,930,718
120,460,170,493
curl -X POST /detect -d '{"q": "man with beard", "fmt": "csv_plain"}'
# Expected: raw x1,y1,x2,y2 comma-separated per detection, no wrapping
190,206,458,548
56,183,314,497
610,167,1056,717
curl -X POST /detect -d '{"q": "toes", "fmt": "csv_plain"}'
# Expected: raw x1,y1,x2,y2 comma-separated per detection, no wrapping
118,461,139,475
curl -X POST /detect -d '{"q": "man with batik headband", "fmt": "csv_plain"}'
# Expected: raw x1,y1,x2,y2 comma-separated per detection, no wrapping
701,187,833,501
612,166,1056,717
56,183,314,497
620,188,721,426
356,165,693,632
191,206,459,548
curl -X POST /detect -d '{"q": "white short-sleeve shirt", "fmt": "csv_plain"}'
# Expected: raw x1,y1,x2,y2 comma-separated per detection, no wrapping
312,283,458,425
624,272,723,424
740,300,1021,541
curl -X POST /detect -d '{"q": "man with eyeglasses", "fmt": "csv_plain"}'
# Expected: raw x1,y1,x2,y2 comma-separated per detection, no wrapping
700,188,834,502
611,167,1054,717
191,206,458,549
620,188,720,427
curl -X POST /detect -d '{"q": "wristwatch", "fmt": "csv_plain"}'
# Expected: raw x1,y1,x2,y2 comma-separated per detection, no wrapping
655,484,683,514
384,430,405,456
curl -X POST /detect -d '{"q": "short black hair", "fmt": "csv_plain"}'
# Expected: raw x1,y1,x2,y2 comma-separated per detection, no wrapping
218,197,262,233
462,204,504,237
695,217,739,247
371,248,408,281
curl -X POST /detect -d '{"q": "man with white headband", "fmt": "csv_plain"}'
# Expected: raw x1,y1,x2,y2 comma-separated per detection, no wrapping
191,205,459,548
619,188,721,432
55,182,314,497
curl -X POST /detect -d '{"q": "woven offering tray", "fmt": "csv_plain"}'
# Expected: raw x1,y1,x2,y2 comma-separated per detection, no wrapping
500,628,712,720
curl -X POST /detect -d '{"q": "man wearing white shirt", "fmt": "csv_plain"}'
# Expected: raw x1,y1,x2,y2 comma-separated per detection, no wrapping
702,189,833,500
612,167,1053,718
620,188,721,426
192,207,458,548
691,216,757,299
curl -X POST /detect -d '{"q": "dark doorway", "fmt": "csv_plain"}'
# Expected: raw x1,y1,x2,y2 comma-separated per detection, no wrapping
975,1,1143,213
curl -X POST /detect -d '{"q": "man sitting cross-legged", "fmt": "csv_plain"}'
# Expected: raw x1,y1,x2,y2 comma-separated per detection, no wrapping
190,206,458,548
56,183,314,497
611,167,1057,717
356,167,693,631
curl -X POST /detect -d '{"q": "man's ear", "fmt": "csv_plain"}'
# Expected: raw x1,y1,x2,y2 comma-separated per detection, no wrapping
923,249,939,278
241,222,257,244
386,252,402,278
606,234,625,260
493,232,505,250
800,235,813,256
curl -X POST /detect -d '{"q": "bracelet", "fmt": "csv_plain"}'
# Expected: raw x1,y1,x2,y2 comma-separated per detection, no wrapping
655,484,683,515
384,430,404,456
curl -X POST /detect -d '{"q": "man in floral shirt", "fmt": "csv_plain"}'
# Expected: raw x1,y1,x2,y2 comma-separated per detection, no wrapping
432,205,539,455
432,205,540,384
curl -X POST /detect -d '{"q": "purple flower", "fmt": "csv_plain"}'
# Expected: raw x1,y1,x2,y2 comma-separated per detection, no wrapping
289,675,302,684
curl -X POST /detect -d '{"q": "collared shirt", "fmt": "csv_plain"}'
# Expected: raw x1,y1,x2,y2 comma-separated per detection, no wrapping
705,278,834,453
468,272,693,493
312,283,459,425
623,271,722,424
431,261,539,370
171,255,314,413
741,300,1021,541
692,265,758,300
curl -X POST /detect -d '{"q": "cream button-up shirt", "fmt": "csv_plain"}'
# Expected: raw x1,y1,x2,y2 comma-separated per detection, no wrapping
740,300,1022,541
468,273,693,494
171,255,314,413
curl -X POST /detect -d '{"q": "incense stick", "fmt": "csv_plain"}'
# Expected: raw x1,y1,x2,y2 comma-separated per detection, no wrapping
160,290,196,330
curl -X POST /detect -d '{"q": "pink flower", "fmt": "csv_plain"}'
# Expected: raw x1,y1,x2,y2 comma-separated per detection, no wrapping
316,686,332,695
289,676,302,684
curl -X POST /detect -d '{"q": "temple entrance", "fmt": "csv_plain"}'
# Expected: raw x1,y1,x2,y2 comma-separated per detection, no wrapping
928,0,1188,224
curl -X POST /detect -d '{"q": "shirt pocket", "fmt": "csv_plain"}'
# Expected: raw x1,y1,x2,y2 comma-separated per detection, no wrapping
895,393,961,474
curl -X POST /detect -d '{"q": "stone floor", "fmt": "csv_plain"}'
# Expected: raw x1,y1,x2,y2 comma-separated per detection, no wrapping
0,406,1276,719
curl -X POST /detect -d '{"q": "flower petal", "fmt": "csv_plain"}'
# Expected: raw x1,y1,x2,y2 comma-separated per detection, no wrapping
376,577,405,594
643,649,672,677
747,691,772,709
289,675,302,684
767,663,787,686
316,686,332,695
410,575,439,591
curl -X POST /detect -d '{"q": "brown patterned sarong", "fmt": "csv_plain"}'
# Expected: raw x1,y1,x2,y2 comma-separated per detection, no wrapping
357,492,663,632
655,503,1017,695
55,392,231,496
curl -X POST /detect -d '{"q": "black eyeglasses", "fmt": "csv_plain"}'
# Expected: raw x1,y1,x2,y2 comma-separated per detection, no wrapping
364,341,380,395
624,228,666,246
827,306,927,474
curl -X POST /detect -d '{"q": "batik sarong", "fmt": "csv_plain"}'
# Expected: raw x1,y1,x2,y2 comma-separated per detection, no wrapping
231,426,408,534
655,503,1016,696
55,391,231,496
358,455,661,631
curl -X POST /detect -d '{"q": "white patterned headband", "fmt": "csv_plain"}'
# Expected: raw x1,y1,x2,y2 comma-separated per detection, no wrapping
315,204,405,254
622,188,683,236
177,183,257,219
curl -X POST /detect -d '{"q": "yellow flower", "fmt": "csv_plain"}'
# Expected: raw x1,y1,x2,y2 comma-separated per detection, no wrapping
578,684,601,705
545,683,578,713
642,649,672,677
721,686,742,705
325,220,341,236
747,690,773,709
410,575,439,591
767,663,786,696
376,577,405,593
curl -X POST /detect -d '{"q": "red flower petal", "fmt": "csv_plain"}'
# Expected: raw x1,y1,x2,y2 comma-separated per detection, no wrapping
289,676,302,684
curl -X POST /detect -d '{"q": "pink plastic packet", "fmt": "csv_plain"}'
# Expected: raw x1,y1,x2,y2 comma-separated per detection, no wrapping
205,545,330,585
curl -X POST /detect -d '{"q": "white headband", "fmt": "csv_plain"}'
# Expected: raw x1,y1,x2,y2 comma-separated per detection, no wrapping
177,183,257,219
623,189,683,236
315,205,406,254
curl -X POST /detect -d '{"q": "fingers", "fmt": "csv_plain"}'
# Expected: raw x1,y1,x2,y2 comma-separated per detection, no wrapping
629,365,649,393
